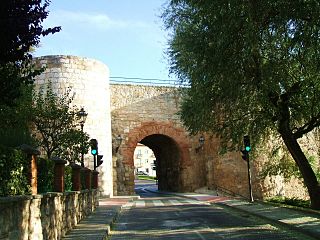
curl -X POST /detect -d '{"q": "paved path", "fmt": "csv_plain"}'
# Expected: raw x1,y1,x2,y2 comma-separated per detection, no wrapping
62,197,132,240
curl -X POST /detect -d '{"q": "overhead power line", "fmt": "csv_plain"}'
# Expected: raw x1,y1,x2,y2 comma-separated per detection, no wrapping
109,75,188,87
110,76,177,82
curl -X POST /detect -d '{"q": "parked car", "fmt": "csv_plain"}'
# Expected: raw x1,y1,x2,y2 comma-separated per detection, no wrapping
136,171,148,176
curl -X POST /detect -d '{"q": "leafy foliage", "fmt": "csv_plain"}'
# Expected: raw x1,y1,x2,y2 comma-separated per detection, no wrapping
267,196,310,208
0,146,30,196
64,165,72,192
0,0,60,64
163,0,320,208
0,0,61,196
260,144,320,182
0,0,60,106
61,129,90,164
37,159,73,193
163,0,320,147
0,85,35,147
37,157,54,193
32,82,90,162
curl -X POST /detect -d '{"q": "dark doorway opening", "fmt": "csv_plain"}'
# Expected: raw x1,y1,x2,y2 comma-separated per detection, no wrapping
139,134,181,192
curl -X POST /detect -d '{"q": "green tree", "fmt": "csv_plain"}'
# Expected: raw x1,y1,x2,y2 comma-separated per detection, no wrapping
32,83,89,162
0,0,60,105
163,0,320,209
0,85,36,197
0,85,35,147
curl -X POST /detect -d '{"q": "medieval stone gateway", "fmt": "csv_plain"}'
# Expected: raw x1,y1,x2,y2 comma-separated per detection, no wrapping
116,121,192,195
34,55,308,200
110,83,210,196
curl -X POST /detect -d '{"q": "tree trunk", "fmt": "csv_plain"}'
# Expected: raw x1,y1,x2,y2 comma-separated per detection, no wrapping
280,129,320,209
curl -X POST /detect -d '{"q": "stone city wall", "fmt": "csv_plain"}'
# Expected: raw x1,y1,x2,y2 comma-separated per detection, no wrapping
110,84,217,195
0,190,98,240
34,55,113,197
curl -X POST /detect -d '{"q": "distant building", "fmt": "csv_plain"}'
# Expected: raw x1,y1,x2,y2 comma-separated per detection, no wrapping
134,143,156,177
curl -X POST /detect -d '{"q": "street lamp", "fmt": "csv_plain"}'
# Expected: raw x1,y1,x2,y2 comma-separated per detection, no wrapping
77,107,88,167
199,136,205,146
196,135,205,153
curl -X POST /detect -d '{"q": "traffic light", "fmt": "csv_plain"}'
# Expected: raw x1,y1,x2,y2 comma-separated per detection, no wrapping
244,135,251,152
241,135,251,161
97,155,103,167
90,139,98,155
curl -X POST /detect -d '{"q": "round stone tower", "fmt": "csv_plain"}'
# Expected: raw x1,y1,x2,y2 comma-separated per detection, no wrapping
34,55,113,197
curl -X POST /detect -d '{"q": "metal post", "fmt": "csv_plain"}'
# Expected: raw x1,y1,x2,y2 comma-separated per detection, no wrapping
93,154,97,170
77,107,87,167
247,154,254,202
80,123,84,167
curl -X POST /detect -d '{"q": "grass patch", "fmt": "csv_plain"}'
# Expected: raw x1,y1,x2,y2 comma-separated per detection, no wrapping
266,196,310,208
137,175,157,181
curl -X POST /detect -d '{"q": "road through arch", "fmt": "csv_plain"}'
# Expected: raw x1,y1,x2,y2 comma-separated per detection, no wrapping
116,121,192,195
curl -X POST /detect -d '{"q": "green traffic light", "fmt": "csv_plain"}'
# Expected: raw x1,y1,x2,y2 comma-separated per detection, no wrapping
245,146,251,152
91,149,97,155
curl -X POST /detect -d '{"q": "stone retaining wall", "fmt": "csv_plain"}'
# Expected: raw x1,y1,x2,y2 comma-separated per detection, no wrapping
0,190,98,240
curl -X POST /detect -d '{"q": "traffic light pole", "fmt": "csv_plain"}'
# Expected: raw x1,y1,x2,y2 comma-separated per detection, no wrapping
93,154,97,170
246,154,254,202
242,135,253,202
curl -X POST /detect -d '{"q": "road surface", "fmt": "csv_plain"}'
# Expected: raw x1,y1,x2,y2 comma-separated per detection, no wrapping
110,180,314,240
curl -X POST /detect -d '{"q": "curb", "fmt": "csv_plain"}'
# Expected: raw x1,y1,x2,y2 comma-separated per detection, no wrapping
256,199,320,216
107,201,131,236
104,197,137,238
104,206,121,238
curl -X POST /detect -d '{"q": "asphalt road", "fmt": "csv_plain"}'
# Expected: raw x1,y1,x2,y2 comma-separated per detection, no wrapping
110,180,313,240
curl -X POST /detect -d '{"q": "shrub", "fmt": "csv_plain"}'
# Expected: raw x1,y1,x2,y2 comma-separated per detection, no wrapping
0,145,30,196
267,196,310,208
37,157,54,193
65,165,72,191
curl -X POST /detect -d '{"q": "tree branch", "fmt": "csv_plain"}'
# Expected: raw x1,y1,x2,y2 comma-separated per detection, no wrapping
293,115,320,139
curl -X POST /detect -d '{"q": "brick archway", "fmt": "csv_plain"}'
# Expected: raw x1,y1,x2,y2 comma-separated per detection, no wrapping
117,121,192,195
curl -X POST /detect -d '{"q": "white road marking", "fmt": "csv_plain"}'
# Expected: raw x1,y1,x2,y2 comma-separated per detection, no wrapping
153,200,165,206
168,199,181,206
184,199,202,205
135,201,146,207
123,202,134,209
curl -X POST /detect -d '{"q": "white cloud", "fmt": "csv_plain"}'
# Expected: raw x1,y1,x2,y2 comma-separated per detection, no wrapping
45,9,150,31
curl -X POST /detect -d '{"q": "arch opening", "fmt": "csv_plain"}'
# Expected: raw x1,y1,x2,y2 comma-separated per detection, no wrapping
134,144,156,177
139,134,181,192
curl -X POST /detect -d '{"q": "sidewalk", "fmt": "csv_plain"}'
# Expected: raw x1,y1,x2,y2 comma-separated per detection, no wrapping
218,199,320,240
62,197,136,240
164,190,320,240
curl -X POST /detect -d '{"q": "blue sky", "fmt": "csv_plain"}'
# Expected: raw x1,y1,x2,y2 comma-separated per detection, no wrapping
34,0,174,82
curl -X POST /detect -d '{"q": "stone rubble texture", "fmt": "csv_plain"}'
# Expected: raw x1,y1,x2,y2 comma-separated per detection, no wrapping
0,191,98,240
